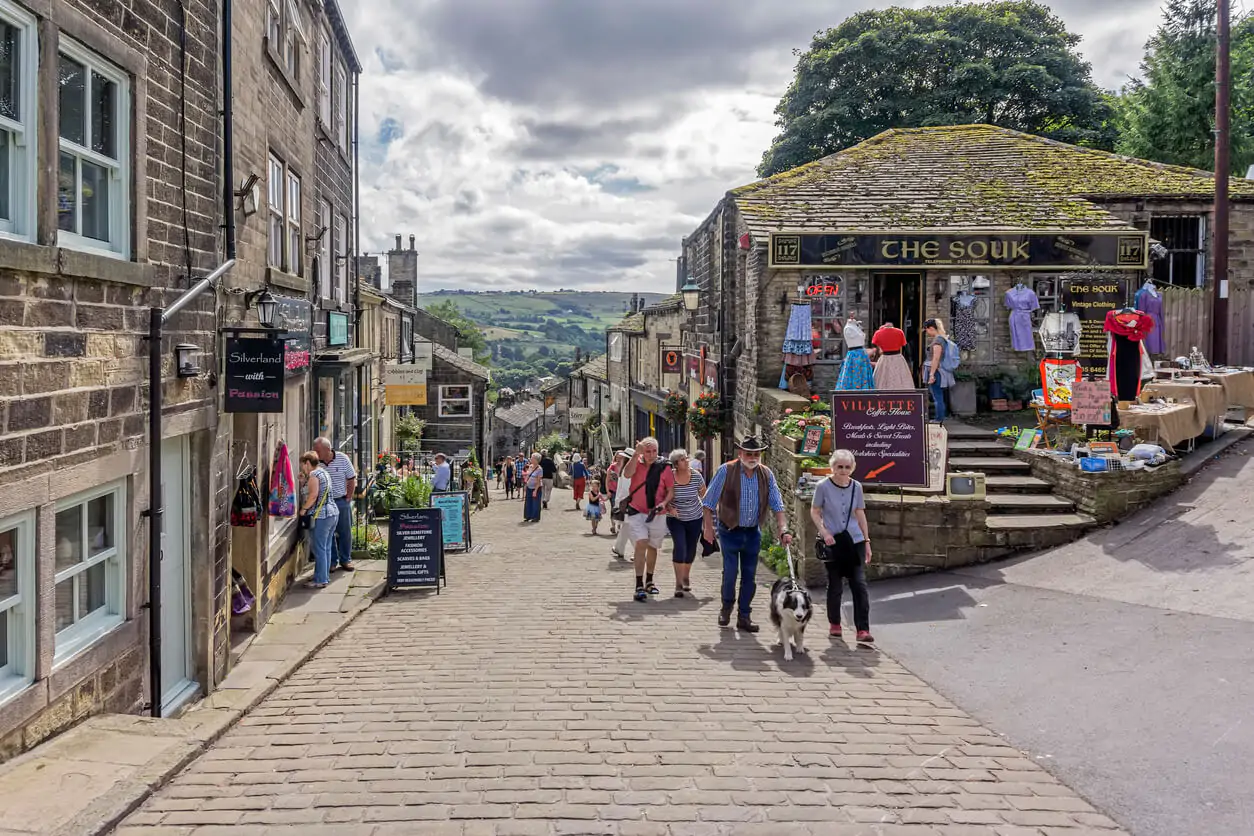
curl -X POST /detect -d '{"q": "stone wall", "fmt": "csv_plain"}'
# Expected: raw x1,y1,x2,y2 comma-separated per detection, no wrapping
1021,451,1184,524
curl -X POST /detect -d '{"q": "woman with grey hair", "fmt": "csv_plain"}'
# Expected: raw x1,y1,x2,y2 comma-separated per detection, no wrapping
691,449,706,477
665,448,706,597
522,452,544,522
810,448,874,644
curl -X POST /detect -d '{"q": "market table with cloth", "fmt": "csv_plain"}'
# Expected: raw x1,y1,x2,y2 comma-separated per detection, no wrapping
1140,381,1227,434
1198,369,1254,413
1117,402,1203,452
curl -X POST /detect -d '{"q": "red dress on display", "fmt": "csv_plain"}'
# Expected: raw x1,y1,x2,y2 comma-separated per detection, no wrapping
1104,310,1154,400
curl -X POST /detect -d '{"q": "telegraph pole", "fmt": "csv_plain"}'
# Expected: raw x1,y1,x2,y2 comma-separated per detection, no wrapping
1214,0,1231,364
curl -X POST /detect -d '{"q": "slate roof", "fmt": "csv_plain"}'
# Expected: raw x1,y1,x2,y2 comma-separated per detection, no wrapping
608,312,645,333
572,354,607,381
642,293,683,313
433,343,490,380
494,401,543,428
731,124,1254,239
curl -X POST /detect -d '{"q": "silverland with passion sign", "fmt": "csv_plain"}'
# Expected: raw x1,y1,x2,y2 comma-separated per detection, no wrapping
830,392,929,487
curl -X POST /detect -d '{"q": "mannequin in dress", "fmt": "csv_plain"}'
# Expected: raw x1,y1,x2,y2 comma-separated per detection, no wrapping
836,317,875,390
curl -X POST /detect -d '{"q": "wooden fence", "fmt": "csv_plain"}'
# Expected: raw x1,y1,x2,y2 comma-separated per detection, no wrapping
1159,285,1254,365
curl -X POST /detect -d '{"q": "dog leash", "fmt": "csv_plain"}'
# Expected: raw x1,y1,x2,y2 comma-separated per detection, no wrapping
784,544,803,585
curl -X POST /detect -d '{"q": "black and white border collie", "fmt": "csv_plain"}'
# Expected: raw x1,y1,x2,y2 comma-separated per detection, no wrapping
768,577,813,661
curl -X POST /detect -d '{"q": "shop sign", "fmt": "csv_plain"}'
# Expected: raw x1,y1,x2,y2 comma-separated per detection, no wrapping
328,311,350,346
272,296,311,377
569,407,593,425
384,364,427,405
1062,278,1127,377
224,336,285,413
769,230,1149,271
686,352,700,380
661,348,682,375
830,391,928,487
1070,380,1113,425
799,426,825,456
414,339,433,373
387,508,444,590
430,491,471,552
702,360,718,390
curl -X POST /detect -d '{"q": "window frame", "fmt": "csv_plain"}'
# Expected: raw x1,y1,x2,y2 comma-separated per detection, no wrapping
0,0,37,242
0,509,35,706
803,275,845,363
56,38,131,259
53,481,127,668
282,0,306,79
1150,215,1206,288
334,61,347,150
286,169,301,277
335,212,348,304
318,199,331,299
438,385,473,419
267,153,284,268
317,31,332,128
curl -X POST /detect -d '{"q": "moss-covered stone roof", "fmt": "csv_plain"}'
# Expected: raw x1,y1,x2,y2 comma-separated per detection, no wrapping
732,124,1254,237
572,354,608,380
608,312,645,333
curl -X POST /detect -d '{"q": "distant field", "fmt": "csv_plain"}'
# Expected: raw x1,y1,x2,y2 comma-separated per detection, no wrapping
418,290,667,332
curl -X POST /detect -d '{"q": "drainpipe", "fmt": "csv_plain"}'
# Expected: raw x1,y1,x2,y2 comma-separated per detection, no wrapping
145,0,235,718
352,71,363,473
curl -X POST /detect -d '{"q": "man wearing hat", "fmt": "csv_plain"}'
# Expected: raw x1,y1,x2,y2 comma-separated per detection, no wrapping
432,452,452,493
701,436,792,632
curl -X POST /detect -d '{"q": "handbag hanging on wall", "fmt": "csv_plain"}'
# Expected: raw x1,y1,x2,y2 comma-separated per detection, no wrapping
230,465,262,528
268,443,297,517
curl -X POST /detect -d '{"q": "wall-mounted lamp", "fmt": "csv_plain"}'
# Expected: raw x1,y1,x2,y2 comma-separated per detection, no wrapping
175,344,200,378
234,173,261,218
245,287,278,327
854,277,866,303
681,277,700,312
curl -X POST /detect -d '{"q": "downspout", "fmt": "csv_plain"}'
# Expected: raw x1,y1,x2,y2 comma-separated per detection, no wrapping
352,71,362,473
145,0,235,717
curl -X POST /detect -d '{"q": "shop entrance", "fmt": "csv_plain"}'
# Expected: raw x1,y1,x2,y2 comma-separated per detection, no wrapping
872,272,925,373
159,435,196,715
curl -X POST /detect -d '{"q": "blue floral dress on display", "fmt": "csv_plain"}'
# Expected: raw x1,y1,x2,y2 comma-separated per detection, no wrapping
836,319,875,390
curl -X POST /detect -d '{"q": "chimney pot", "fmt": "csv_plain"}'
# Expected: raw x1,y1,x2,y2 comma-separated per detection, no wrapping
409,235,415,250
394,234,402,251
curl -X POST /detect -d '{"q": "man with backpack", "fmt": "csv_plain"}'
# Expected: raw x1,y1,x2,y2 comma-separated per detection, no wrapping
923,318,960,423
620,437,675,602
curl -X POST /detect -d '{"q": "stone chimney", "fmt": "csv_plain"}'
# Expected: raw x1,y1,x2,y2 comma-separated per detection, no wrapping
356,253,383,290
394,234,402,251
409,235,416,250
388,234,419,309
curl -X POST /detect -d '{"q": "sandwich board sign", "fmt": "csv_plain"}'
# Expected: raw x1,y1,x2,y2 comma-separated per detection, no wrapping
430,491,472,552
387,508,444,591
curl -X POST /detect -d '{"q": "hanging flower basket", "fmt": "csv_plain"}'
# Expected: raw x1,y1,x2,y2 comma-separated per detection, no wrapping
663,392,688,424
689,393,723,440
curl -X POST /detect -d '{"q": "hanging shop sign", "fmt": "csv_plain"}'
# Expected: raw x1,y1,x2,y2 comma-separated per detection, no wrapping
830,391,928,487
686,352,700,380
387,507,444,591
414,339,433,373
224,336,285,413
1062,278,1128,378
327,311,350,346
383,364,427,405
1070,379,1113,425
274,296,311,377
569,407,593,425
430,490,472,552
769,230,1149,271
702,360,718,390
661,348,683,375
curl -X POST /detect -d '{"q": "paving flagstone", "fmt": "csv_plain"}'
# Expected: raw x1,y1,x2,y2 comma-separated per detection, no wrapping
113,486,1127,835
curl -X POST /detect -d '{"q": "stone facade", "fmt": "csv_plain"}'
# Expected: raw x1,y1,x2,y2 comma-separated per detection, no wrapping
0,0,227,760
1023,452,1184,525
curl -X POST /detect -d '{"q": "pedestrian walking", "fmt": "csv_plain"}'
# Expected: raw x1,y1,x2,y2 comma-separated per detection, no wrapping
299,451,339,589
432,452,452,492
503,456,516,499
621,437,675,602
605,450,628,546
691,449,706,478
522,452,544,522
494,457,504,489
665,448,706,598
514,456,526,495
540,450,557,509
314,437,356,572
923,318,956,424
571,454,589,509
810,449,873,643
701,436,792,632
585,478,604,535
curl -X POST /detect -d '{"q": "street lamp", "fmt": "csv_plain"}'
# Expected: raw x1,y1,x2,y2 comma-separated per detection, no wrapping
251,289,278,327
681,277,700,312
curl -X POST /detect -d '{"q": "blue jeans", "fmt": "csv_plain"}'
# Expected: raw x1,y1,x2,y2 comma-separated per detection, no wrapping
333,498,353,566
311,513,338,584
717,525,761,617
929,378,948,422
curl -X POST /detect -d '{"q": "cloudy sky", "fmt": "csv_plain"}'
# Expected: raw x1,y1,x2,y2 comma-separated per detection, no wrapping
344,0,1165,294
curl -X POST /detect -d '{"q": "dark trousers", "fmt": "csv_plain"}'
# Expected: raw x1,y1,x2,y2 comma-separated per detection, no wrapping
666,517,703,564
821,540,870,631
333,498,353,566
717,525,761,617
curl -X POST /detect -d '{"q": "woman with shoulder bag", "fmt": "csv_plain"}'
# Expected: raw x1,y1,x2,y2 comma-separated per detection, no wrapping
299,451,338,590
810,448,873,644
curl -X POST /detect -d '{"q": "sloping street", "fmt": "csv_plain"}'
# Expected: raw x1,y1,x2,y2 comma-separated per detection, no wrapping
113,486,1124,835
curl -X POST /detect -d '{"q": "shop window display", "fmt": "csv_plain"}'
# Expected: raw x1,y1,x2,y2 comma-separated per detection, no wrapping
947,276,993,363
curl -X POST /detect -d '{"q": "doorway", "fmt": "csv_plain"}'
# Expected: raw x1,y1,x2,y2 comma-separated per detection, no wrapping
872,273,925,372
159,436,196,715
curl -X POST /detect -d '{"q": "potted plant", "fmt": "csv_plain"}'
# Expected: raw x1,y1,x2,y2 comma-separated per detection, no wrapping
663,391,688,424
800,455,830,475
689,393,723,440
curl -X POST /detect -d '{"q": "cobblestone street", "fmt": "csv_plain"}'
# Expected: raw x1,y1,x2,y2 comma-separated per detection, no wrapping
114,488,1125,835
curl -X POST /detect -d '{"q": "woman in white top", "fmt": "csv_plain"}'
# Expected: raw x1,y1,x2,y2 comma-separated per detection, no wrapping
836,317,876,390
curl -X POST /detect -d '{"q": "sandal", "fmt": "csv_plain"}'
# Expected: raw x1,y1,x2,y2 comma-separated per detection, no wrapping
674,588,684,598
682,583,692,592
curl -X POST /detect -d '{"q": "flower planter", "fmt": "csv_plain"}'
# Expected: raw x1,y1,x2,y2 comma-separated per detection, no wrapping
808,467,832,476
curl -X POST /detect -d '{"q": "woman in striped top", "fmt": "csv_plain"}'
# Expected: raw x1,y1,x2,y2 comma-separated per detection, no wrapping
665,449,707,598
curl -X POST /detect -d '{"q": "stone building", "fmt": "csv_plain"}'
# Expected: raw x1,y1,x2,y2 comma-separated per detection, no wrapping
0,0,227,757
490,398,543,459
604,310,644,452
566,354,608,456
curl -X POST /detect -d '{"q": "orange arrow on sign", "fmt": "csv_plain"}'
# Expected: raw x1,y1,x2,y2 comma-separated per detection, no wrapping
865,462,896,480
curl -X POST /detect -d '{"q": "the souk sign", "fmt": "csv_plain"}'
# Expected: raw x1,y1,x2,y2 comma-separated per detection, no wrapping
769,230,1148,271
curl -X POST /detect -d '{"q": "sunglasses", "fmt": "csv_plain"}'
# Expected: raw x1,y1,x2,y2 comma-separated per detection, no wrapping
833,464,854,470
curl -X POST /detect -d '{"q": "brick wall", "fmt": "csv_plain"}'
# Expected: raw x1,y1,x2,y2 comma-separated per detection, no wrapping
1022,452,1183,524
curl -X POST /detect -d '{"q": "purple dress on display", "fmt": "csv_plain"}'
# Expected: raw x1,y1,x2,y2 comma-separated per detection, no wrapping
1004,285,1040,352
1134,286,1165,354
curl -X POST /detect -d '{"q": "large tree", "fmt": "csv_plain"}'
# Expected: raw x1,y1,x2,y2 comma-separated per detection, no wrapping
423,299,490,364
758,1,1114,177
1115,0,1254,174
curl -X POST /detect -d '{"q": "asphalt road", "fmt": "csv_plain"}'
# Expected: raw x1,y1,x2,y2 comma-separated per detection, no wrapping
864,445,1254,836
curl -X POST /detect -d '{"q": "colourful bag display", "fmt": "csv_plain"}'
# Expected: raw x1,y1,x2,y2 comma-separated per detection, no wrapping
230,466,261,527
268,443,297,517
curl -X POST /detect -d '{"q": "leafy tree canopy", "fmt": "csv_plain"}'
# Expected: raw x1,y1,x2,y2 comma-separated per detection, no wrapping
758,1,1114,177
423,299,490,364
1115,0,1254,173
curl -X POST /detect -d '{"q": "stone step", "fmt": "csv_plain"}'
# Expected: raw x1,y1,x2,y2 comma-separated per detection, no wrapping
986,494,1076,513
942,423,991,439
985,513,1095,530
983,475,1055,494
948,439,1016,455
949,456,1032,473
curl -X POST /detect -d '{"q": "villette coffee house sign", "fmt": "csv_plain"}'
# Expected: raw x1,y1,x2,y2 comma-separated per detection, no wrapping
224,336,285,413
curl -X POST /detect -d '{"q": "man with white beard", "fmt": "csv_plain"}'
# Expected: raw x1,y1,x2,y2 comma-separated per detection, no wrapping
702,436,792,633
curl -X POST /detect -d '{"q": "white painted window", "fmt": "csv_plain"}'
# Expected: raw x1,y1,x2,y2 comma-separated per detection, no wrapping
0,510,34,705
54,482,126,666
334,61,347,150
318,199,331,299
0,2,36,241
335,212,347,304
56,40,129,258
282,0,305,78
286,170,301,276
609,332,622,362
265,0,281,45
267,153,283,268
438,385,472,419
317,32,331,127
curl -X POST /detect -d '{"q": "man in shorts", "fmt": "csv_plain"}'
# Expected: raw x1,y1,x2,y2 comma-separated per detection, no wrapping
620,437,674,602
